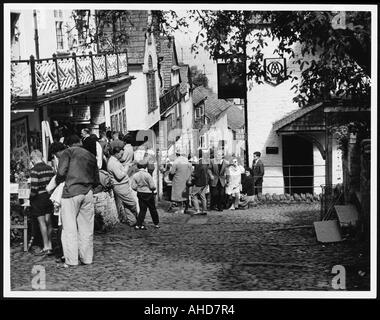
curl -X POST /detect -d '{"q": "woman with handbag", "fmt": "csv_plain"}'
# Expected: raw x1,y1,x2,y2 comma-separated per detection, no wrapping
170,149,192,214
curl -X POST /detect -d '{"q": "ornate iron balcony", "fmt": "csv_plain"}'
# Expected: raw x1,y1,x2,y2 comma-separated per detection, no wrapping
159,83,181,115
11,51,128,102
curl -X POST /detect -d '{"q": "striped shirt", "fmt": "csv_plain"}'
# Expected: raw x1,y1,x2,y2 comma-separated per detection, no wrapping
30,162,55,199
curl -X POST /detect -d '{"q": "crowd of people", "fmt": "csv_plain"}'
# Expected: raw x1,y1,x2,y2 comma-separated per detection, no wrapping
28,127,265,268
164,149,265,215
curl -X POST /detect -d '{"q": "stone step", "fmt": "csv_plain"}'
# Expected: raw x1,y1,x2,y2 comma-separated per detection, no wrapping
334,205,359,226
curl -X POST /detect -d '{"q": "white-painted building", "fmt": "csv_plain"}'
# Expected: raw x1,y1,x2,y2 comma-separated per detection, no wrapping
10,9,163,169
192,86,245,163
245,33,342,195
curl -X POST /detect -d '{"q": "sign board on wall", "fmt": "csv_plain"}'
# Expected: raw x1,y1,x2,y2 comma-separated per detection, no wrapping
72,106,91,122
264,58,287,86
48,105,91,123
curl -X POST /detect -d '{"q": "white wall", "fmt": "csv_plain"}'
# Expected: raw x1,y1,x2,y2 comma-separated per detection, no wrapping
207,113,228,150
245,33,338,195
313,132,326,195
125,66,159,131
142,32,161,130
13,9,73,60
176,84,194,155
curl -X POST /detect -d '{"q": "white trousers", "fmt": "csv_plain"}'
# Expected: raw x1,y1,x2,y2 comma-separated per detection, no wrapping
61,190,94,266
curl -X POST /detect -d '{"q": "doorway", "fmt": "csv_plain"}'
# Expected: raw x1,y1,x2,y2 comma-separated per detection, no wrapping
282,135,314,194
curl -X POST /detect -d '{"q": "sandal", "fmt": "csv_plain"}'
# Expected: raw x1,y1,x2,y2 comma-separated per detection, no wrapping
34,249,53,256
140,225,147,230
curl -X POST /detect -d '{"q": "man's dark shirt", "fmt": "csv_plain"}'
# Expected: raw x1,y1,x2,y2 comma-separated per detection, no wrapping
82,136,97,156
251,158,265,184
192,163,209,187
56,146,99,198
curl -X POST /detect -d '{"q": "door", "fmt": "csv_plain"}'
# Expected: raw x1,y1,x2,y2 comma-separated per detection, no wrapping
282,135,314,194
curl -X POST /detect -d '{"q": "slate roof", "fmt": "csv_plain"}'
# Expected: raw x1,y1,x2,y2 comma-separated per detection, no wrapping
124,11,149,65
272,102,323,131
193,86,244,129
192,86,208,106
97,10,149,65
157,36,180,91
226,105,245,130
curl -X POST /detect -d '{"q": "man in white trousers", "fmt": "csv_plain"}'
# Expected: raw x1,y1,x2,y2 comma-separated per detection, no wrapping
56,135,99,267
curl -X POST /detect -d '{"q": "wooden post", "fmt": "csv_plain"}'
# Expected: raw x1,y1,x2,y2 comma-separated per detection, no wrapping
72,52,80,87
104,53,108,80
23,215,28,252
89,51,95,83
30,55,37,100
326,131,333,188
125,51,129,75
116,52,120,76
53,53,61,93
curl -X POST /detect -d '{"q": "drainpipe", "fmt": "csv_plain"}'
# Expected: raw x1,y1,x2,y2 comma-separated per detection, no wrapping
33,10,40,59
33,10,45,148
243,37,249,167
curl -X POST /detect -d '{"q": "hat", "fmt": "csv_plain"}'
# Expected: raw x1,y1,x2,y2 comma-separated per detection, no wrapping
110,139,124,150
137,160,148,169
175,147,186,156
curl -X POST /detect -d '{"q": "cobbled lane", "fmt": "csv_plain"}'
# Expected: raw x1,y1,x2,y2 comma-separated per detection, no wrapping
10,203,370,291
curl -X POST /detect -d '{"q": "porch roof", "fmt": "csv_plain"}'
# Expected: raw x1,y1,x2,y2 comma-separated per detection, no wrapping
272,102,325,133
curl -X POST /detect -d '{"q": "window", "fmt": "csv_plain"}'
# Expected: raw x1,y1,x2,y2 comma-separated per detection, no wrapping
199,134,208,149
171,113,176,128
147,56,157,113
195,105,204,118
54,10,63,18
55,21,64,50
205,116,210,125
166,113,176,129
109,94,127,133
175,104,181,120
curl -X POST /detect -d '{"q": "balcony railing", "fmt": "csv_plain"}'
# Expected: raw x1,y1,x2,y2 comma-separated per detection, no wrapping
160,83,181,115
11,51,128,101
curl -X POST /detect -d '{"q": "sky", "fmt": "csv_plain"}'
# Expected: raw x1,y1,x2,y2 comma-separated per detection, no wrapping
170,11,218,93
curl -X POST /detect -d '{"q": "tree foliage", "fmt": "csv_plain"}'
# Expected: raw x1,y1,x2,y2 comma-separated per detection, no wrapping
69,10,371,107
166,10,371,107
70,10,172,52
190,65,209,88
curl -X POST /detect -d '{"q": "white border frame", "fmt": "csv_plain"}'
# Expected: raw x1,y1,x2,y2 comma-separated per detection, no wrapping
3,3,377,299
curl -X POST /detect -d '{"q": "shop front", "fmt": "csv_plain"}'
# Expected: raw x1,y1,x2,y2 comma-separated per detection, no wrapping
47,102,106,140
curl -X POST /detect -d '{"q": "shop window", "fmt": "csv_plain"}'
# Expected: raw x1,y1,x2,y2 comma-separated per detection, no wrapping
147,55,157,113
109,94,127,133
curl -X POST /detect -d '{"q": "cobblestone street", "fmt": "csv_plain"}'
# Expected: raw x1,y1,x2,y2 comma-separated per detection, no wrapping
10,203,370,292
